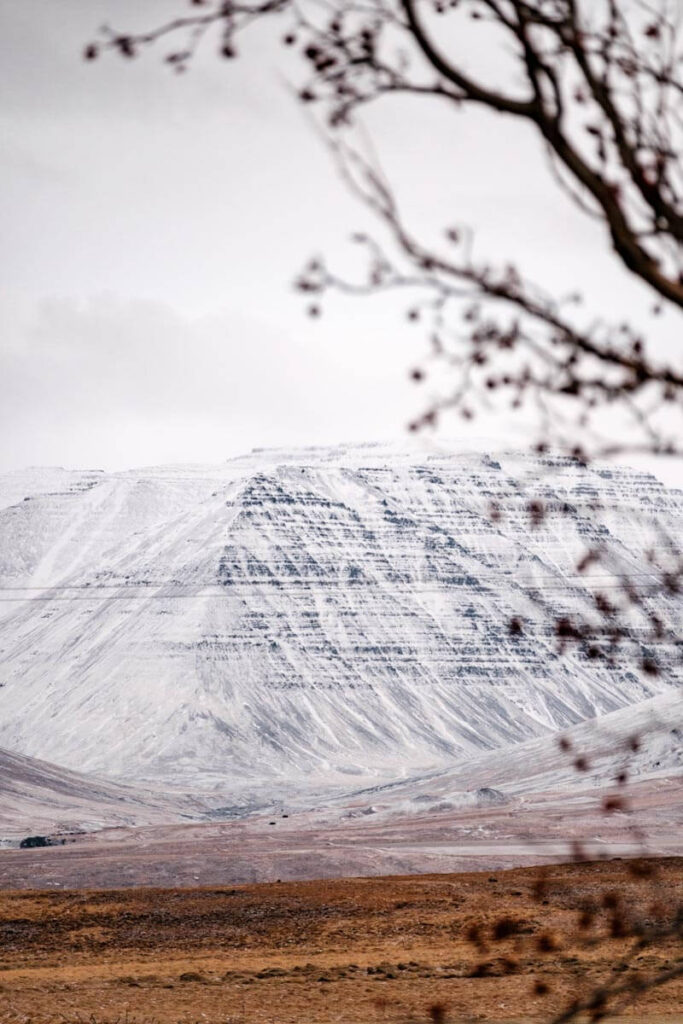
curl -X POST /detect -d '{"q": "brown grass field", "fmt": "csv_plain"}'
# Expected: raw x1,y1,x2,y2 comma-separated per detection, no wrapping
0,858,681,1024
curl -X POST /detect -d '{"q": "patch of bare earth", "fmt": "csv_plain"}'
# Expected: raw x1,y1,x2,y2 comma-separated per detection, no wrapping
0,858,681,1023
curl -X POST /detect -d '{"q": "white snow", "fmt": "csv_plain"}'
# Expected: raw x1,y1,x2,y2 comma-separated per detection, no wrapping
0,444,680,794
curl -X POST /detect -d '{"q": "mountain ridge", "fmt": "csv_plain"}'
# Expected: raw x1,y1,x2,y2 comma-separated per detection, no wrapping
0,444,679,791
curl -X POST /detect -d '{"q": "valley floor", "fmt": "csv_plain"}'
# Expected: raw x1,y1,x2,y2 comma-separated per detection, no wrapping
2,773,682,891
0,858,681,1024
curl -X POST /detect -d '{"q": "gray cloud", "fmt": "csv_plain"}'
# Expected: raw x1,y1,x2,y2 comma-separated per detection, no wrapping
1,1,681,486
0,293,425,469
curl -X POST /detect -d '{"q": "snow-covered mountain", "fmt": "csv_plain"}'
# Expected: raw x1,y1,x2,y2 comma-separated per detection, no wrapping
0,444,680,790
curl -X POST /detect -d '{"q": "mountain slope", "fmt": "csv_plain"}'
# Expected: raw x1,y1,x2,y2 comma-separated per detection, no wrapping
0,445,680,788
0,746,202,839
345,689,683,813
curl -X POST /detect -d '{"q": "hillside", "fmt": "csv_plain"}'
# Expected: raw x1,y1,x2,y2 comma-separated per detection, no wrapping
0,445,680,792
0,746,204,839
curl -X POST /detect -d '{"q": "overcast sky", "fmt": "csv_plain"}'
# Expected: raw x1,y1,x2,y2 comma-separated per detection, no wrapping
1,1,681,484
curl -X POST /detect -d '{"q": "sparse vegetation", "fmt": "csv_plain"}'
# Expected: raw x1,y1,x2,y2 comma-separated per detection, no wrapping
0,861,681,1022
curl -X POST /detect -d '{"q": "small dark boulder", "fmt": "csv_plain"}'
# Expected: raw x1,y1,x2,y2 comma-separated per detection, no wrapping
475,787,508,806
19,835,51,849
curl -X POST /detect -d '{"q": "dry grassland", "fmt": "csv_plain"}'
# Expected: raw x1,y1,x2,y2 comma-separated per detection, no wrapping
0,858,681,1024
